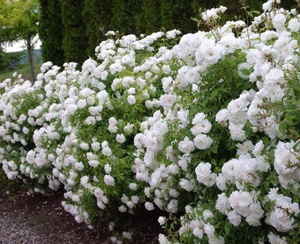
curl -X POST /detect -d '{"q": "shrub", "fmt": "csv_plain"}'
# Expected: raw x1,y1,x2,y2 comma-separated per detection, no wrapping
0,0,299,242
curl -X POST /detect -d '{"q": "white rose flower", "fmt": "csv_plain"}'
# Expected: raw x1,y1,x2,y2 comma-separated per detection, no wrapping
116,134,126,143
227,210,241,226
104,164,112,174
162,65,171,74
145,100,154,108
216,174,227,191
245,202,264,226
109,117,118,126
179,178,194,191
104,174,115,186
178,136,195,154
123,123,134,133
80,175,89,186
203,223,215,237
268,233,287,244
102,146,112,156
185,205,192,213
160,94,177,109
131,195,139,204
288,18,300,32
97,201,106,210
88,160,99,168
77,99,87,109
80,142,89,150
91,142,101,151
195,162,212,182
122,232,132,240
129,183,138,191
158,234,170,244
127,95,136,105
158,216,166,225
128,87,136,94
203,210,214,221
193,134,213,150
118,205,127,213
192,113,206,124
145,202,155,211
267,209,294,232
74,162,84,171
192,227,203,238
262,0,272,12
191,119,212,135
272,13,286,29
229,191,252,217
216,193,230,214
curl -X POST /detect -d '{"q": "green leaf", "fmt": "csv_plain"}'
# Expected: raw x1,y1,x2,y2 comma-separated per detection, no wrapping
279,122,286,134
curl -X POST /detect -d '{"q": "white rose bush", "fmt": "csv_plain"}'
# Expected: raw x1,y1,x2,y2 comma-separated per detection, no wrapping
0,0,299,242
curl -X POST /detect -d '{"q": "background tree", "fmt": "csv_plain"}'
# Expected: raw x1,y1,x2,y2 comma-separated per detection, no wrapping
61,0,88,67
136,0,161,34
0,0,39,81
39,0,64,66
0,0,9,71
160,0,174,31
160,0,196,33
83,0,112,57
110,0,142,35
0,47,7,72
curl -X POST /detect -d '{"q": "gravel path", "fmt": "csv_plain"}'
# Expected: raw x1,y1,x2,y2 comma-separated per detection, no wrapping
0,211,54,244
0,191,109,244
0,190,160,244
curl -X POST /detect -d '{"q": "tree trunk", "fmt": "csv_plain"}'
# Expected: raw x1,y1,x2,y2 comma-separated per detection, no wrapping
26,36,35,82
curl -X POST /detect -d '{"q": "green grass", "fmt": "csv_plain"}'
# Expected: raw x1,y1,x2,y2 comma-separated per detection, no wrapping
0,50,43,83
0,61,42,83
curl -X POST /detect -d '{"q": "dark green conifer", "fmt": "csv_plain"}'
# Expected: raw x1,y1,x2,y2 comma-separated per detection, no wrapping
110,0,141,35
83,0,112,57
38,0,64,66
61,0,88,67
136,0,161,34
160,0,197,33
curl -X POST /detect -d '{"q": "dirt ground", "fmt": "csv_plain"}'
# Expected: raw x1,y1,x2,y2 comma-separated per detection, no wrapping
0,188,162,243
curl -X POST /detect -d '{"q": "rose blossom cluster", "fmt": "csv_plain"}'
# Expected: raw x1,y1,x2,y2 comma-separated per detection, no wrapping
153,2,300,243
0,1,299,243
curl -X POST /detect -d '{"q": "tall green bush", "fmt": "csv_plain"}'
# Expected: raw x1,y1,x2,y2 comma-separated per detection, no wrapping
110,0,142,35
61,0,88,67
39,0,64,66
136,0,161,34
83,0,112,57
0,48,6,71
160,0,197,33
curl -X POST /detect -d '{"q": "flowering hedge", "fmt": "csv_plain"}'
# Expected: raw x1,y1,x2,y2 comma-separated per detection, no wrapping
0,0,299,243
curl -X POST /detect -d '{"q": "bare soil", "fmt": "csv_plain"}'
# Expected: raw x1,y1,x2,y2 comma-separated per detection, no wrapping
0,187,162,243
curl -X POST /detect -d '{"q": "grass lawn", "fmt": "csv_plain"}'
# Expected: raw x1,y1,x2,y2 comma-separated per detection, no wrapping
0,49,43,83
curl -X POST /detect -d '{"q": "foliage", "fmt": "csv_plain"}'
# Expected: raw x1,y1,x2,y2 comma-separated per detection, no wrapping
60,0,88,67
160,0,196,33
82,0,113,58
0,0,40,81
110,0,142,36
38,0,64,66
0,0,39,40
36,0,299,69
1,1,300,243
0,51,43,83
136,0,161,35
0,49,24,72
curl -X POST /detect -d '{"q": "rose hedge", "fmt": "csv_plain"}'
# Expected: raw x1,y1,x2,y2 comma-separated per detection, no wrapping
0,0,299,243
